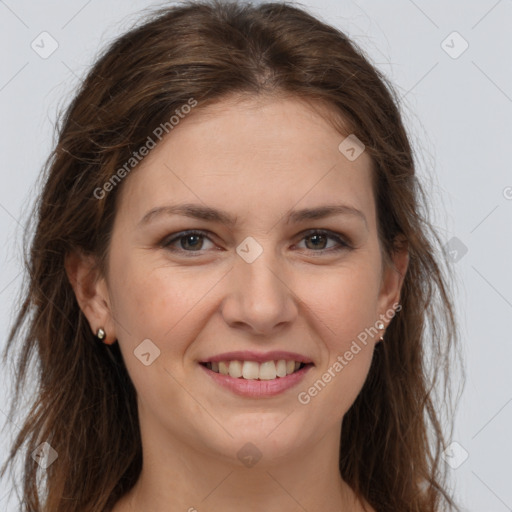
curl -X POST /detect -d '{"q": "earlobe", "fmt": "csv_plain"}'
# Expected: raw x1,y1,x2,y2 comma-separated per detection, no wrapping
64,250,117,344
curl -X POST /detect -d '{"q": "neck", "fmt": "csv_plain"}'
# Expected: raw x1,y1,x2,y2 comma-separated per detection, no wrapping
118,416,364,512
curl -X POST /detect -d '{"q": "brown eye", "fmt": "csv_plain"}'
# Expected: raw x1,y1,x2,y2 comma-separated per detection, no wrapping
304,233,329,250
162,230,215,253
295,229,351,253
177,233,205,251
161,228,351,257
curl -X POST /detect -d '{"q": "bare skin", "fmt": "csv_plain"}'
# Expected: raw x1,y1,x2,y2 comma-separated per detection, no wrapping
66,94,407,512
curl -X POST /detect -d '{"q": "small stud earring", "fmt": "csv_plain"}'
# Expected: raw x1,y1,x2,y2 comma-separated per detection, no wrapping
96,328,106,340
376,320,385,342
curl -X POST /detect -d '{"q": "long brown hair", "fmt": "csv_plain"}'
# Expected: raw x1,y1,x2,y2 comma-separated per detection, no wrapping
1,1,464,510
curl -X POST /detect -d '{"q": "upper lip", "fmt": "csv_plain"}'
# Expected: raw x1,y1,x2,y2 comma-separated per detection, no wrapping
200,350,314,365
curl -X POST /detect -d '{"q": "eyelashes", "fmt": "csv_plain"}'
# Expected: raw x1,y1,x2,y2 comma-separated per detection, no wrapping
160,229,353,256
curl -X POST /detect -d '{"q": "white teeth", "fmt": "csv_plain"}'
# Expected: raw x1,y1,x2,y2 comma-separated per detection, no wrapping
276,359,287,377
242,361,260,380
228,360,243,378
207,359,307,379
218,361,229,375
258,361,277,380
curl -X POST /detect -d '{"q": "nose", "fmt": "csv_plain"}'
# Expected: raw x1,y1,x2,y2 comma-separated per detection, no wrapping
220,248,298,336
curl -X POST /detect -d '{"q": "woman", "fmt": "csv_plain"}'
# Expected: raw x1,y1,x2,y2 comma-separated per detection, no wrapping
0,1,463,510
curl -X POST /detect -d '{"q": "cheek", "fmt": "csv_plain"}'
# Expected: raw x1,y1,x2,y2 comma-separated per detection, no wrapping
294,258,381,411
300,348,373,427
107,262,197,405
108,252,225,361
298,257,382,343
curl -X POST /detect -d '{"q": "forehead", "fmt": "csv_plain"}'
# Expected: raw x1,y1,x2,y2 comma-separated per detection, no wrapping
116,95,376,229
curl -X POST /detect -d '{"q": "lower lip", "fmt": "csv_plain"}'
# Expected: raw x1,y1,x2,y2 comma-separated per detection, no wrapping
199,363,313,398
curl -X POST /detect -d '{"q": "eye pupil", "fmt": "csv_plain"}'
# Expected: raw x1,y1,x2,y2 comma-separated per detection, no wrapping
306,233,327,250
182,234,203,250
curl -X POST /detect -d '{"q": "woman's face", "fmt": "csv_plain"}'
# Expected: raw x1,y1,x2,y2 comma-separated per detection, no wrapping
89,95,406,465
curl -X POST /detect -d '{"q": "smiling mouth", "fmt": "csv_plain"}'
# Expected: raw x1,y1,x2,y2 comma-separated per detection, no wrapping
199,360,313,380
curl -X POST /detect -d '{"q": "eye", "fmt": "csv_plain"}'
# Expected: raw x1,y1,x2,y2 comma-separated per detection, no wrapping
161,230,216,255
160,229,352,255
294,229,352,254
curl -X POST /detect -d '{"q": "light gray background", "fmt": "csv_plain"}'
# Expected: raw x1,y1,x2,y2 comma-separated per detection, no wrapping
0,1,511,510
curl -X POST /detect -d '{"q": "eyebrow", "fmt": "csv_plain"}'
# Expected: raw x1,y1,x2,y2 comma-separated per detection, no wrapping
138,203,367,229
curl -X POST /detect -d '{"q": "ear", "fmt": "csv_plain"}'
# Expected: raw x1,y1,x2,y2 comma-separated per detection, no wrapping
64,250,117,345
376,235,409,328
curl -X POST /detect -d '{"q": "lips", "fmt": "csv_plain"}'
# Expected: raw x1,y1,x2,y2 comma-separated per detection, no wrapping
199,358,314,398
199,350,314,381
198,350,315,394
